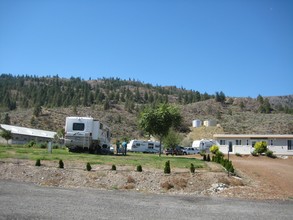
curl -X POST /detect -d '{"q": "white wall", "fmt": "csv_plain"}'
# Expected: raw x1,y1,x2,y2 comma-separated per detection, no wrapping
216,138,293,155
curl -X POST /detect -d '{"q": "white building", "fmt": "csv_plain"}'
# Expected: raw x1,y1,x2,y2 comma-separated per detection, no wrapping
203,119,217,127
213,134,293,155
192,120,202,128
0,124,56,145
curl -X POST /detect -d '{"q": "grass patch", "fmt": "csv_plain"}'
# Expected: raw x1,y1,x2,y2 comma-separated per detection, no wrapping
0,145,205,169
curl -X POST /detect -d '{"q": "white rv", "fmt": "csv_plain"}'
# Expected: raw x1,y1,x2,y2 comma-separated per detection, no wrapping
192,139,216,152
64,117,111,154
127,140,162,153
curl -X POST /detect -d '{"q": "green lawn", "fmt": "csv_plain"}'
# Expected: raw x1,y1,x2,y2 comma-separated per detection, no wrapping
0,145,205,169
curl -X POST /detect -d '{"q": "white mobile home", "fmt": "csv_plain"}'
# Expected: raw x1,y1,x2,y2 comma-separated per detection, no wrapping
0,124,56,145
213,134,293,155
127,140,162,153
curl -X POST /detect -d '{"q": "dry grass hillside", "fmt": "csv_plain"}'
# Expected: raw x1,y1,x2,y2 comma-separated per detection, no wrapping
4,96,293,145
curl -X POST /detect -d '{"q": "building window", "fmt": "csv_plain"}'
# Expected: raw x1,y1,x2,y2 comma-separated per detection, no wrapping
73,123,85,131
236,140,241,145
220,140,225,145
288,140,292,150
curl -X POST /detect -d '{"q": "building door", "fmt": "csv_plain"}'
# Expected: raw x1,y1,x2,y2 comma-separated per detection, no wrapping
228,141,233,152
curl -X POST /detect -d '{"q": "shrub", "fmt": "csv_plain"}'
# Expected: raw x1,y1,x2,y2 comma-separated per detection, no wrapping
190,163,195,173
210,145,219,154
86,162,92,171
254,141,267,155
59,160,64,169
203,154,207,161
235,153,242,157
111,164,116,171
207,154,211,162
251,150,258,156
136,165,142,172
199,150,206,156
265,150,277,158
37,142,47,149
164,160,171,174
35,159,41,166
26,140,36,148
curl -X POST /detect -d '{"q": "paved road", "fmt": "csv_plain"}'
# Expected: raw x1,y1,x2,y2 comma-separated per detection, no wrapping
0,180,292,220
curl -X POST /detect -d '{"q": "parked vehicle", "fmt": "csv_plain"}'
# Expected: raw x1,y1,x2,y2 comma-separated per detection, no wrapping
127,140,162,153
165,146,184,155
192,139,216,152
64,117,111,154
182,147,200,155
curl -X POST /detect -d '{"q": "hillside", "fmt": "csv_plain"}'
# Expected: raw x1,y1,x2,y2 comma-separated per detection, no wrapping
1,74,293,143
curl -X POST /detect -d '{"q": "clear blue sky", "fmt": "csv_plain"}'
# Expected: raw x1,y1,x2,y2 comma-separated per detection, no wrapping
0,0,292,98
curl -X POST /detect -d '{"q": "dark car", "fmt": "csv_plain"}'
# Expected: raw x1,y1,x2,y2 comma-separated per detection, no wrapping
165,146,184,155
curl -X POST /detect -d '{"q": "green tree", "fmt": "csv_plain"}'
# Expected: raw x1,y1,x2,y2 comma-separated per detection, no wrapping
163,128,182,150
0,129,12,145
138,103,182,156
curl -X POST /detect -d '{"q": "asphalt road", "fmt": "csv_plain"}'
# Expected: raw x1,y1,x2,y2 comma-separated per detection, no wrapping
0,180,292,220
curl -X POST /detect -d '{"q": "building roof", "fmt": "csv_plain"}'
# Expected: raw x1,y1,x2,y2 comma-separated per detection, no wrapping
0,124,56,139
213,134,293,139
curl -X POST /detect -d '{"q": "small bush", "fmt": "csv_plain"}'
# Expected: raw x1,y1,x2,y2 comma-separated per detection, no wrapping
136,165,142,172
26,140,36,148
190,163,195,173
251,151,258,156
254,141,267,155
35,159,41,166
207,154,211,162
210,145,219,154
199,150,206,156
164,160,171,174
86,162,92,171
52,144,59,149
265,150,277,158
37,142,47,149
202,154,207,161
59,160,64,169
111,164,116,171
235,153,242,157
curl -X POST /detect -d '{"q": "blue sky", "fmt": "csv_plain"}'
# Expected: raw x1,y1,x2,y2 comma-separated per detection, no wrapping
0,0,292,98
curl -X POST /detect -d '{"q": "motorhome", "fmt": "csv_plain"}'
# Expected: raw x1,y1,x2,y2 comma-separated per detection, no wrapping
64,117,111,154
127,140,162,153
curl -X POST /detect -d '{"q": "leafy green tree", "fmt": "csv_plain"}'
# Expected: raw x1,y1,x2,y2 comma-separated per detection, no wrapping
138,103,182,156
163,128,182,150
0,129,12,145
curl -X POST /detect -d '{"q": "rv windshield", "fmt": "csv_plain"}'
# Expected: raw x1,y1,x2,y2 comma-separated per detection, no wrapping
73,123,85,131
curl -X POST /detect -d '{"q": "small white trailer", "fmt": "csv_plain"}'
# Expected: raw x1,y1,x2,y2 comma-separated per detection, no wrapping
127,140,162,153
64,117,111,154
192,139,216,152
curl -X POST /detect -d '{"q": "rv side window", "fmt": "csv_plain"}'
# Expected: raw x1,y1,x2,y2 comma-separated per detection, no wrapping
148,143,154,149
136,143,140,147
73,123,85,131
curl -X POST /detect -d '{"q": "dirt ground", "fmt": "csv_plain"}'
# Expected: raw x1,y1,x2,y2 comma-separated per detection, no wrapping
0,155,292,200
